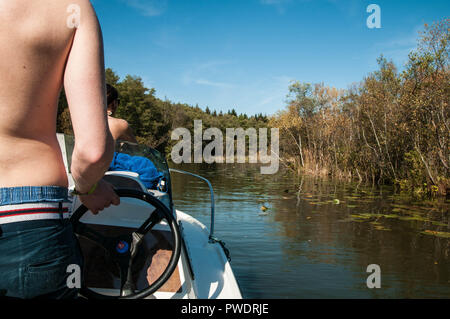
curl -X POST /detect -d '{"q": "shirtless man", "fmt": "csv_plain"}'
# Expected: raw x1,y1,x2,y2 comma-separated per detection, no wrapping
0,0,119,298
106,84,138,144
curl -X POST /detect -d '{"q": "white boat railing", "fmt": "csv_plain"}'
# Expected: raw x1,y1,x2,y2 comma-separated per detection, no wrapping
168,169,216,240
168,169,231,261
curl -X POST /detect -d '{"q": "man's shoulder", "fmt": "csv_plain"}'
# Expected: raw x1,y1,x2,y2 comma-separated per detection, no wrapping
109,117,130,129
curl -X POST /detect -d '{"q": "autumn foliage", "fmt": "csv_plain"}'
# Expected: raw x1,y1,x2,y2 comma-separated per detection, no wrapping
270,19,449,196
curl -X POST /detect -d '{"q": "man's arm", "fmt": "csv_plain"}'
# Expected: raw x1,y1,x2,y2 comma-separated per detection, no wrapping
63,1,119,212
110,118,138,144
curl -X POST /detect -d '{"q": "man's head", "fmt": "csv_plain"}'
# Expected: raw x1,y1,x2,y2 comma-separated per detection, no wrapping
106,83,119,116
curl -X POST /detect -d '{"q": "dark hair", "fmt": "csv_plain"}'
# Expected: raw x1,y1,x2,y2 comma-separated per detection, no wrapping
106,83,119,106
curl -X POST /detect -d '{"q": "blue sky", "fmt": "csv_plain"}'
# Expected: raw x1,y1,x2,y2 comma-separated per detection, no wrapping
91,0,449,116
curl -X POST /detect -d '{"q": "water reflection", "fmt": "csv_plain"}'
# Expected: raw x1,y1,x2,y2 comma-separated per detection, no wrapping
169,163,449,298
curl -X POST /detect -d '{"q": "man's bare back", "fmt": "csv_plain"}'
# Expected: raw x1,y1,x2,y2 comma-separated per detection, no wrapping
0,0,78,187
0,0,112,192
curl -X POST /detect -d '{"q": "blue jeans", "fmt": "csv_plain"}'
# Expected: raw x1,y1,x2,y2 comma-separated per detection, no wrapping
0,186,83,299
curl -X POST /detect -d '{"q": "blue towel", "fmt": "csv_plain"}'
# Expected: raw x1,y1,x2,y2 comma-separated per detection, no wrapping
109,152,164,189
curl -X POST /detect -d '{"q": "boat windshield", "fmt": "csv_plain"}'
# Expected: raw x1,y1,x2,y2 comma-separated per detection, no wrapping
63,135,172,194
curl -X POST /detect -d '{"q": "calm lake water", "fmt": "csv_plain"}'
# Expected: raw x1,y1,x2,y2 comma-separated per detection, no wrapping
169,163,450,299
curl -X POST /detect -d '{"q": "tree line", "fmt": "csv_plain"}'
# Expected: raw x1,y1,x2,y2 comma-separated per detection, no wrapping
57,69,269,156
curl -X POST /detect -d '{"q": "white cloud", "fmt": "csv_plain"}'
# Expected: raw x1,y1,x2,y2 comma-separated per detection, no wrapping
121,0,168,17
256,75,294,109
194,79,234,88
259,0,294,14
182,60,235,88
371,24,422,68
260,0,290,4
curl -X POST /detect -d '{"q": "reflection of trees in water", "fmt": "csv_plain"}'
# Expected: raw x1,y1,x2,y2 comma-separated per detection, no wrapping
268,177,450,297
168,163,450,297
170,163,290,203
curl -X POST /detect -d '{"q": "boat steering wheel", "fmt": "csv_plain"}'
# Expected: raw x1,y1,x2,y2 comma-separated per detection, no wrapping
71,188,181,299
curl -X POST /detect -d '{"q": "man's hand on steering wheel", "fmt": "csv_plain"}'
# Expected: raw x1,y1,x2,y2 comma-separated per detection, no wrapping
79,180,120,214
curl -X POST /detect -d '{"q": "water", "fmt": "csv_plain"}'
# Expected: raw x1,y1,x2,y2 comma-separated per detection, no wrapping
169,163,450,299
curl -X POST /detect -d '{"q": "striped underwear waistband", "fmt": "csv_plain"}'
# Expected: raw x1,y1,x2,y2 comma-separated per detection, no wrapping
0,202,72,225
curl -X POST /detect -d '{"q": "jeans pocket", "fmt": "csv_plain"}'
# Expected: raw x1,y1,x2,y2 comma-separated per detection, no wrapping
24,250,76,299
